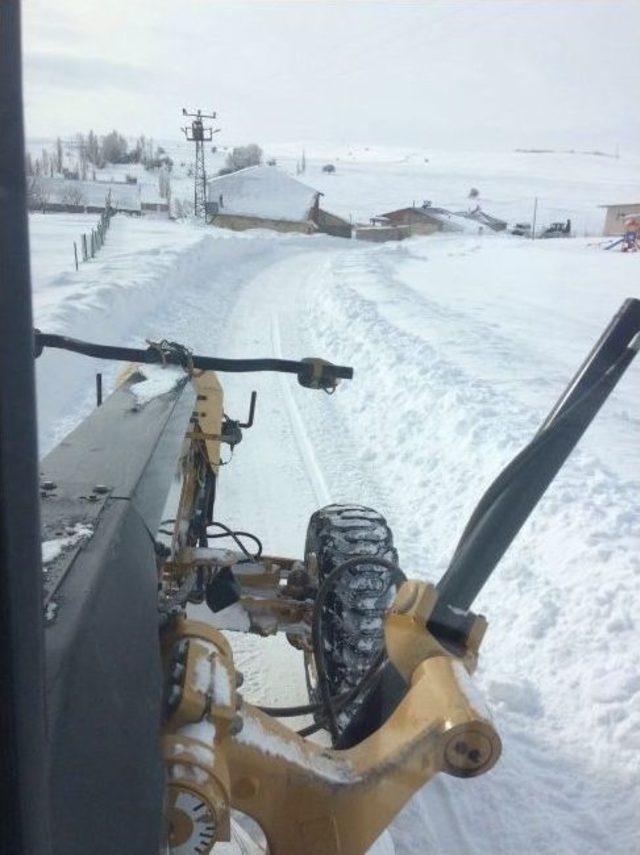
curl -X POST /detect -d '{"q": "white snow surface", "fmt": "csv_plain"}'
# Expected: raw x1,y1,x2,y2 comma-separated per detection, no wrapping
207,165,319,222
41,523,93,564
32,149,640,855
131,364,186,405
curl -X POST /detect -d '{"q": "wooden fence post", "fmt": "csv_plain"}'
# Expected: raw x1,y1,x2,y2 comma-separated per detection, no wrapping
90,230,95,257
82,234,88,261
73,242,79,271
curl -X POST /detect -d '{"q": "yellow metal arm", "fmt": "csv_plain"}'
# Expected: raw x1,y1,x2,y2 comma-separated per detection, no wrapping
163,581,501,854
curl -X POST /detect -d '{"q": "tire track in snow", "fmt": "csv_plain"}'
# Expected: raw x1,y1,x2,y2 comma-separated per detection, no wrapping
270,308,332,508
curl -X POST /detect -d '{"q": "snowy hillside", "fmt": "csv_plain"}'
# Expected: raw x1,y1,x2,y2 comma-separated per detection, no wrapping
28,136,640,236
31,152,640,855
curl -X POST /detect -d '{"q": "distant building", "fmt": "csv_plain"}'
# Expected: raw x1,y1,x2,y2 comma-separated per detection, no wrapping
376,206,445,236
206,166,351,238
377,204,485,236
26,176,141,215
599,202,640,236
140,183,169,213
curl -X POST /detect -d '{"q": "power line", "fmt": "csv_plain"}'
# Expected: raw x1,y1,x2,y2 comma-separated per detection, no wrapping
181,108,220,218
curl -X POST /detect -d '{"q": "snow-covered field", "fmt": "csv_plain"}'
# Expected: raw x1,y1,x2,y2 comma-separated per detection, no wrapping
31,150,640,854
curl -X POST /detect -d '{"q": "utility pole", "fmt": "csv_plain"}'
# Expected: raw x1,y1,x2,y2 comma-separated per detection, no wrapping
181,108,220,218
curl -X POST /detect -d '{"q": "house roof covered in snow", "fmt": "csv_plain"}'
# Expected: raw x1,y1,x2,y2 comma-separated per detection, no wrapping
207,166,321,222
378,204,483,233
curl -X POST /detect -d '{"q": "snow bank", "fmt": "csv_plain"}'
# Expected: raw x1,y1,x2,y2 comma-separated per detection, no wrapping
298,234,640,854
131,364,186,405
42,522,93,564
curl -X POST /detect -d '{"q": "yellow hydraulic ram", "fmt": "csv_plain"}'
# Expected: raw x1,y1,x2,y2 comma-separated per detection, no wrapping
162,580,501,855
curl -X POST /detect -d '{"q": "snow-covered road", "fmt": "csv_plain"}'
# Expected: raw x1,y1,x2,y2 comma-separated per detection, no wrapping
33,215,640,854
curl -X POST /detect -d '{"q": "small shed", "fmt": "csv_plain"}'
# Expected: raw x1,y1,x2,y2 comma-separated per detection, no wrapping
599,203,640,236
376,204,483,236
377,206,444,236
206,166,351,237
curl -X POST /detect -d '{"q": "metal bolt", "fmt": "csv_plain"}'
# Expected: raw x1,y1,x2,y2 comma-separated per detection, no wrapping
94,484,109,494
229,715,243,736
235,670,244,688
468,749,482,764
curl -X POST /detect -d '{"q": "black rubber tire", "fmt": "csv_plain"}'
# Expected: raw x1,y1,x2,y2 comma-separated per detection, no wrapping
304,503,400,738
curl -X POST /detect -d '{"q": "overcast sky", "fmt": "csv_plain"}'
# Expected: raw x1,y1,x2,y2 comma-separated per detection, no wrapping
21,0,640,153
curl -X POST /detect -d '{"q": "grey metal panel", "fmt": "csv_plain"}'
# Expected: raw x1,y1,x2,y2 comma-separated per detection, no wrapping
40,375,196,855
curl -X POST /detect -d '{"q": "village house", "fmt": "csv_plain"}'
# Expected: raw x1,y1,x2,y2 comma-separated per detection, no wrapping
375,205,446,236
599,202,640,236
26,176,142,215
357,202,490,241
206,166,351,238
374,203,488,236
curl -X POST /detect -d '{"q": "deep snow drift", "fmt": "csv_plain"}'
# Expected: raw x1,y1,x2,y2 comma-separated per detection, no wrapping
30,150,640,855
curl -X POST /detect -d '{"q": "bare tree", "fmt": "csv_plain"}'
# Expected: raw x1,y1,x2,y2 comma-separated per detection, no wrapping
76,133,88,180
60,184,87,207
158,166,171,200
26,176,50,211
101,130,128,164
87,130,101,166
55,137,63,173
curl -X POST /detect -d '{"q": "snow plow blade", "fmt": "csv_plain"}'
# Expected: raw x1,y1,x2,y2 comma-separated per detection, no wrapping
40,373,196,855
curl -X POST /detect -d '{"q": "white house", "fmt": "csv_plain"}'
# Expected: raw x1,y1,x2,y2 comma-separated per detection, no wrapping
206,166,351,237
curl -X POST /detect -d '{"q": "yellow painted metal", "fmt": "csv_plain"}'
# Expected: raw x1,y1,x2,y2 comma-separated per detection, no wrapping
192,370,224,472
162,583,501,854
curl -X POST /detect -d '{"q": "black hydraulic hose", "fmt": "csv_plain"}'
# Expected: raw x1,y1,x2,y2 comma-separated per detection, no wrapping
294,654,388,737
311,556,405,743
33,331,353,386
206,522,262,562
297,721,324,738
260,652,386,719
